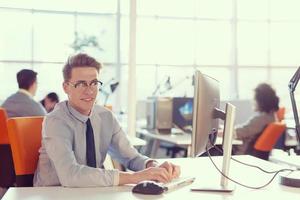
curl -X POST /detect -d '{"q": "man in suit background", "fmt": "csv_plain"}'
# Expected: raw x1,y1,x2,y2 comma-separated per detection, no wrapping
0,69,46,198
1,69,46,117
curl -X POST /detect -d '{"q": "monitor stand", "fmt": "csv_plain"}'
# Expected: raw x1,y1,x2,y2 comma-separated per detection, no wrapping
191,103,236,192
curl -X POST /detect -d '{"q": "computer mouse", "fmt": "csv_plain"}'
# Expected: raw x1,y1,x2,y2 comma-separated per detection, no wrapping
132,181,165,195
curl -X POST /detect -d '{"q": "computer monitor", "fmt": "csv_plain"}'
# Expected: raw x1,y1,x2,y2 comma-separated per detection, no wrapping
172,97,193,131
191,71,220,156
190,70,236,192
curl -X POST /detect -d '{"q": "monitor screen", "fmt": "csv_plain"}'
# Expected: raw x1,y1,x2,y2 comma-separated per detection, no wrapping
172,97,193,131
191,70,220,157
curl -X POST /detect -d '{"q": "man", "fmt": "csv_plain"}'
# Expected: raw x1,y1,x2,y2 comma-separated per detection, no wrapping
40,92,60,113
34,53,180,187
1,69,46,117
0,69,46,198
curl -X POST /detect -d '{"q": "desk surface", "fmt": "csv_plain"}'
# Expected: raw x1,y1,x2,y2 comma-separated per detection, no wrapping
270,155,300,169
3,156,299,200
137,128,242,146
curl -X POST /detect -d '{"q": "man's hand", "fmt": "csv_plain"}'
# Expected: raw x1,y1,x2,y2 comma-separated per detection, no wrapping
146,160,181,179
158,161,181,179
119,161,181,185
123,167,172,184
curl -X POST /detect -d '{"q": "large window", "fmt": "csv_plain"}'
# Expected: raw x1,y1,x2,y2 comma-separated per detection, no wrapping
0,2,118,103
1,0,300,113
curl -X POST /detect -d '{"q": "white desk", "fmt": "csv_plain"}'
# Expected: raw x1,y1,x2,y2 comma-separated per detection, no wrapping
270,155,300,169
3,156,299,200
137,128,242,157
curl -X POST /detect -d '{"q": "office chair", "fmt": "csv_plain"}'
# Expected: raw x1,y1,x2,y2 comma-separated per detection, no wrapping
7,116,43,187
252,122,286,160
0,107,15,187
276,107,285,122
274,107,286,149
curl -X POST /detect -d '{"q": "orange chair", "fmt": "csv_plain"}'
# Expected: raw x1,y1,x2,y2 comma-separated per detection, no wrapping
7,116,43,187
253,122,286,160
276,107,285,122
0,107,15,187
0,107,9,144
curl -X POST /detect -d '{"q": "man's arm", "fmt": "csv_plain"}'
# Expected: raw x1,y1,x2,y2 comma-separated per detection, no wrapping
107,113,181,184
107,114,149,171
118,161,181,185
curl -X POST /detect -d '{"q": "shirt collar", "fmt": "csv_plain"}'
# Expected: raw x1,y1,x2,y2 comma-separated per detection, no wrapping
65,101,94,123
18,89,33,98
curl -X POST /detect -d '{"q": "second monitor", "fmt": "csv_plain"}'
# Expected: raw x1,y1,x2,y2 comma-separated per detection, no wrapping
172,97,193,133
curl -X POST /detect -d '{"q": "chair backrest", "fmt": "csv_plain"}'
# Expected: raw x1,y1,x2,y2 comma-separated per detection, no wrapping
0,107,16,187
7,116,43,186
0,107,9,144
254,122,286,152
276,107,285,122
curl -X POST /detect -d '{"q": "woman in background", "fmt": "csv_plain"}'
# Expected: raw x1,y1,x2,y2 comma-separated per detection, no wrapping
234,83,279,155
40,92,59,113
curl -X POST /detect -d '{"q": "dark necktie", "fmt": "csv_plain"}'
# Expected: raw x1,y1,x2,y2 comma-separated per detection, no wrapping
86,119,96,167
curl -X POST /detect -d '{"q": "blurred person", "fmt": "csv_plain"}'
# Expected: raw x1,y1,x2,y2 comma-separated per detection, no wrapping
40,92,59,113
234,83,279,155
1,69,46,117
0,69,46,198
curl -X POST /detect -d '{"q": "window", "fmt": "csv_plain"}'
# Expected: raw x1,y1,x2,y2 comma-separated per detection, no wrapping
237,22,268,66
196,21,231,65
77,15,117,63
1,1,300,114
0,10,32,61
33,13,74,62
270,22,300,66
238,68,268,99
0,63,31,98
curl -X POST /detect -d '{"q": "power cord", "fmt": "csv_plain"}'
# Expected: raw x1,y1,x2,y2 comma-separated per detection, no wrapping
204,143,294,189
205,146,293,189
213,144,293,174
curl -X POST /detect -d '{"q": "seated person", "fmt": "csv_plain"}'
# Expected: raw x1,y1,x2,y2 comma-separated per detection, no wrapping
234,83,279,155
33,53,180,187
1,69,46,117
40,92,59,113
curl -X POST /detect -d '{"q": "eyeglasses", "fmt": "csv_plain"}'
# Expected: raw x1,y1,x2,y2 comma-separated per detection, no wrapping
67,80,103,91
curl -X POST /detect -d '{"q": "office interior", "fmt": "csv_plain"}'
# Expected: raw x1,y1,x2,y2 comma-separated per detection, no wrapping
1,0,300,199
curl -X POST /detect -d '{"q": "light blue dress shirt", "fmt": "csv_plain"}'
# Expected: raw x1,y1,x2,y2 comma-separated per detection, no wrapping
33,101,149,187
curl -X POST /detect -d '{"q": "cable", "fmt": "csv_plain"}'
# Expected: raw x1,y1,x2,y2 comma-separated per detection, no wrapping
212,144,293,174
205,146,294,189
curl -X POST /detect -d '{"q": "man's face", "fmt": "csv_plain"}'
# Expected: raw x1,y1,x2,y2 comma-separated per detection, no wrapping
63,67,99,116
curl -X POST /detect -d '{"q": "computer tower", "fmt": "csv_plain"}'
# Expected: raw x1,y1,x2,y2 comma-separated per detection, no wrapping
146,97,173,131
146,97,156,129
156,97,173,131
